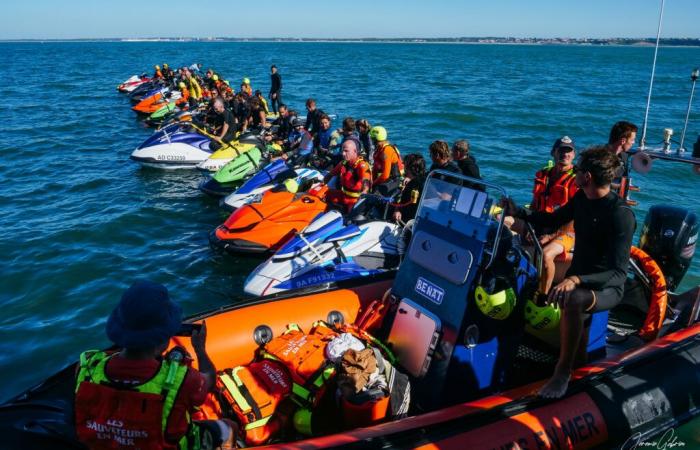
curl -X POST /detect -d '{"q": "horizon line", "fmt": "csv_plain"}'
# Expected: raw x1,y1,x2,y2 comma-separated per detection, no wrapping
2,36,700,42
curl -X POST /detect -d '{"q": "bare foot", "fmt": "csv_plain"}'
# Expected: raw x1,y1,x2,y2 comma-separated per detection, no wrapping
538,373,571,399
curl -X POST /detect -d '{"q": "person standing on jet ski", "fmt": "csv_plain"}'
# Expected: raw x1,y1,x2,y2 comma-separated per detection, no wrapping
209,98,238,151
269,65,282,114
324,139,372,213
502,146,635,399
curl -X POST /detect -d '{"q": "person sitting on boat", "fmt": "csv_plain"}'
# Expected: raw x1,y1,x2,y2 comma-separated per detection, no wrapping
210,98,238,151
153,65,163,79
428,140,462,176
452,139,481,180
254,90,270,115
392,153,426,223
186,70,203,102
369,126,404,197
162,63,175,83
502,146,636,399
313,114,334,152
283,116,314,162
531,136,579,295
324,139,372,213
73,281,236,450
305,98,325,136
607,120,638,192
175,81,193,109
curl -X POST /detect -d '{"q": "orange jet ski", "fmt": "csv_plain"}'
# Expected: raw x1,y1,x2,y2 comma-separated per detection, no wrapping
209,182,330,254
131,89,181,115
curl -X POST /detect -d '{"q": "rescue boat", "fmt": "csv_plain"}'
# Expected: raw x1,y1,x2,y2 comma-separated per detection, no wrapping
3,172,699,449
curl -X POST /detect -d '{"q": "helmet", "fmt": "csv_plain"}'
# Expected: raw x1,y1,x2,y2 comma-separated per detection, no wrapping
369,126,387,142
474,275,516,320
224,80,230,86
293,408,313,435
212,74,219,81
154,65,160,70
291,116,304,128
163,63,169,69
524,299,561,331
178,82,186,89
243,77,251,85
283,178,299,193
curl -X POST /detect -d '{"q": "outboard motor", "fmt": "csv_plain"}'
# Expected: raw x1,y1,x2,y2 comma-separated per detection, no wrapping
639,205,698,291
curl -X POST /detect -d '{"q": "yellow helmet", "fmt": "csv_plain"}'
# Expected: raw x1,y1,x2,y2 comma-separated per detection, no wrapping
474,275,516,320
154,65,160,70
283,178,299,193
178,82,186,89
293,408,313,435
369,126,387,142
163,63,169,69
243,77,251,85
212,74,219,81
524,299,561,331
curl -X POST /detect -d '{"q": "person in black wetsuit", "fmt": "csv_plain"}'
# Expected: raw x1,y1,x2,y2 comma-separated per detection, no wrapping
502,146,636,399
452,139,481,179
269,65,282,114
209,98,238,151
272,104,291,141
392,153,426,223
305,98,325,136
428,140,462,175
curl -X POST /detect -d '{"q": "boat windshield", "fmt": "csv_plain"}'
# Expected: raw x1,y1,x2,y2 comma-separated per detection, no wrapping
417,171,507,268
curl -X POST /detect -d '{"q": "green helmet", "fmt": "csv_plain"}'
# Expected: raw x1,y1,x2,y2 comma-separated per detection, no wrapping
369,126,387,142
283,178,299,193
524,299,561,331
475,277,516,320
212,74,219,81
293,408,313,435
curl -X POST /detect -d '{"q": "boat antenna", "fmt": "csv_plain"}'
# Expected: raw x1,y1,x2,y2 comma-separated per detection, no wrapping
640,0,666,150
679,68,700,152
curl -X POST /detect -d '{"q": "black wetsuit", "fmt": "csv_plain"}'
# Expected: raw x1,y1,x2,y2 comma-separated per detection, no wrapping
210,108,237,151
273,115,292,141
395,176,425,222
518,190,636,310
269,72,282,114
429,161,462,181
455,155,483,190
305,108,325,135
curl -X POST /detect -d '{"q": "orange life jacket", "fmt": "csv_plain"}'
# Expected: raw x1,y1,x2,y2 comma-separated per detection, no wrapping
260,323,338,407
532,165,577,213
372,142,404,185
217,359,292,446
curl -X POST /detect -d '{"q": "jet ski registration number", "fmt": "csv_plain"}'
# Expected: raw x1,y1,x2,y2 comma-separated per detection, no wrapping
157,155,186,161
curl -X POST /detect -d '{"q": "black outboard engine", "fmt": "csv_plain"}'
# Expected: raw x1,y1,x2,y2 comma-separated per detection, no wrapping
639,205,698,291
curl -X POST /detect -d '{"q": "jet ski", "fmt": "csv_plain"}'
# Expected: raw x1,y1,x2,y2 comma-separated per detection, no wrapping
3,172,699,450
196,131,268,173
130,122,213,169
221,164,324,210
132,89,181,115
117,74,150,93
128,80,164,103
244,205,401,296
209,182,329,254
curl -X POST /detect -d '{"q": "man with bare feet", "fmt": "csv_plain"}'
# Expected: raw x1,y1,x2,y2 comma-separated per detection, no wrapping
503,146,635,398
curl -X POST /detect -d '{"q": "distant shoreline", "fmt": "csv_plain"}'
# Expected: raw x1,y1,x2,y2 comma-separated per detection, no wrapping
2,37,700,47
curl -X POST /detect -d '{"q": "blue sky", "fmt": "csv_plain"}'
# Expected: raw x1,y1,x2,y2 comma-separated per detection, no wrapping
2,0,699,40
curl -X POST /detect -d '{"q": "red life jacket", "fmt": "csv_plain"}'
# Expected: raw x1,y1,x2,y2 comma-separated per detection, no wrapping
532,165,577,213
337,158,371,198
217,359,292,446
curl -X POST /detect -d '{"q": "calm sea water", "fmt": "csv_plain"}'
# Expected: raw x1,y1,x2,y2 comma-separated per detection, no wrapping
1,42,699,410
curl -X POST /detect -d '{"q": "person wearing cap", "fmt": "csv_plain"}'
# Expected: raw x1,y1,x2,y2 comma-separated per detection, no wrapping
74,281,236,449
532,136,579,295
269,65,282,114
324,139,372,213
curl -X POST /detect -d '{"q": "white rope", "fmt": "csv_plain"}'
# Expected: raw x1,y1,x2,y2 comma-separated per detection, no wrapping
641,0,666,149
